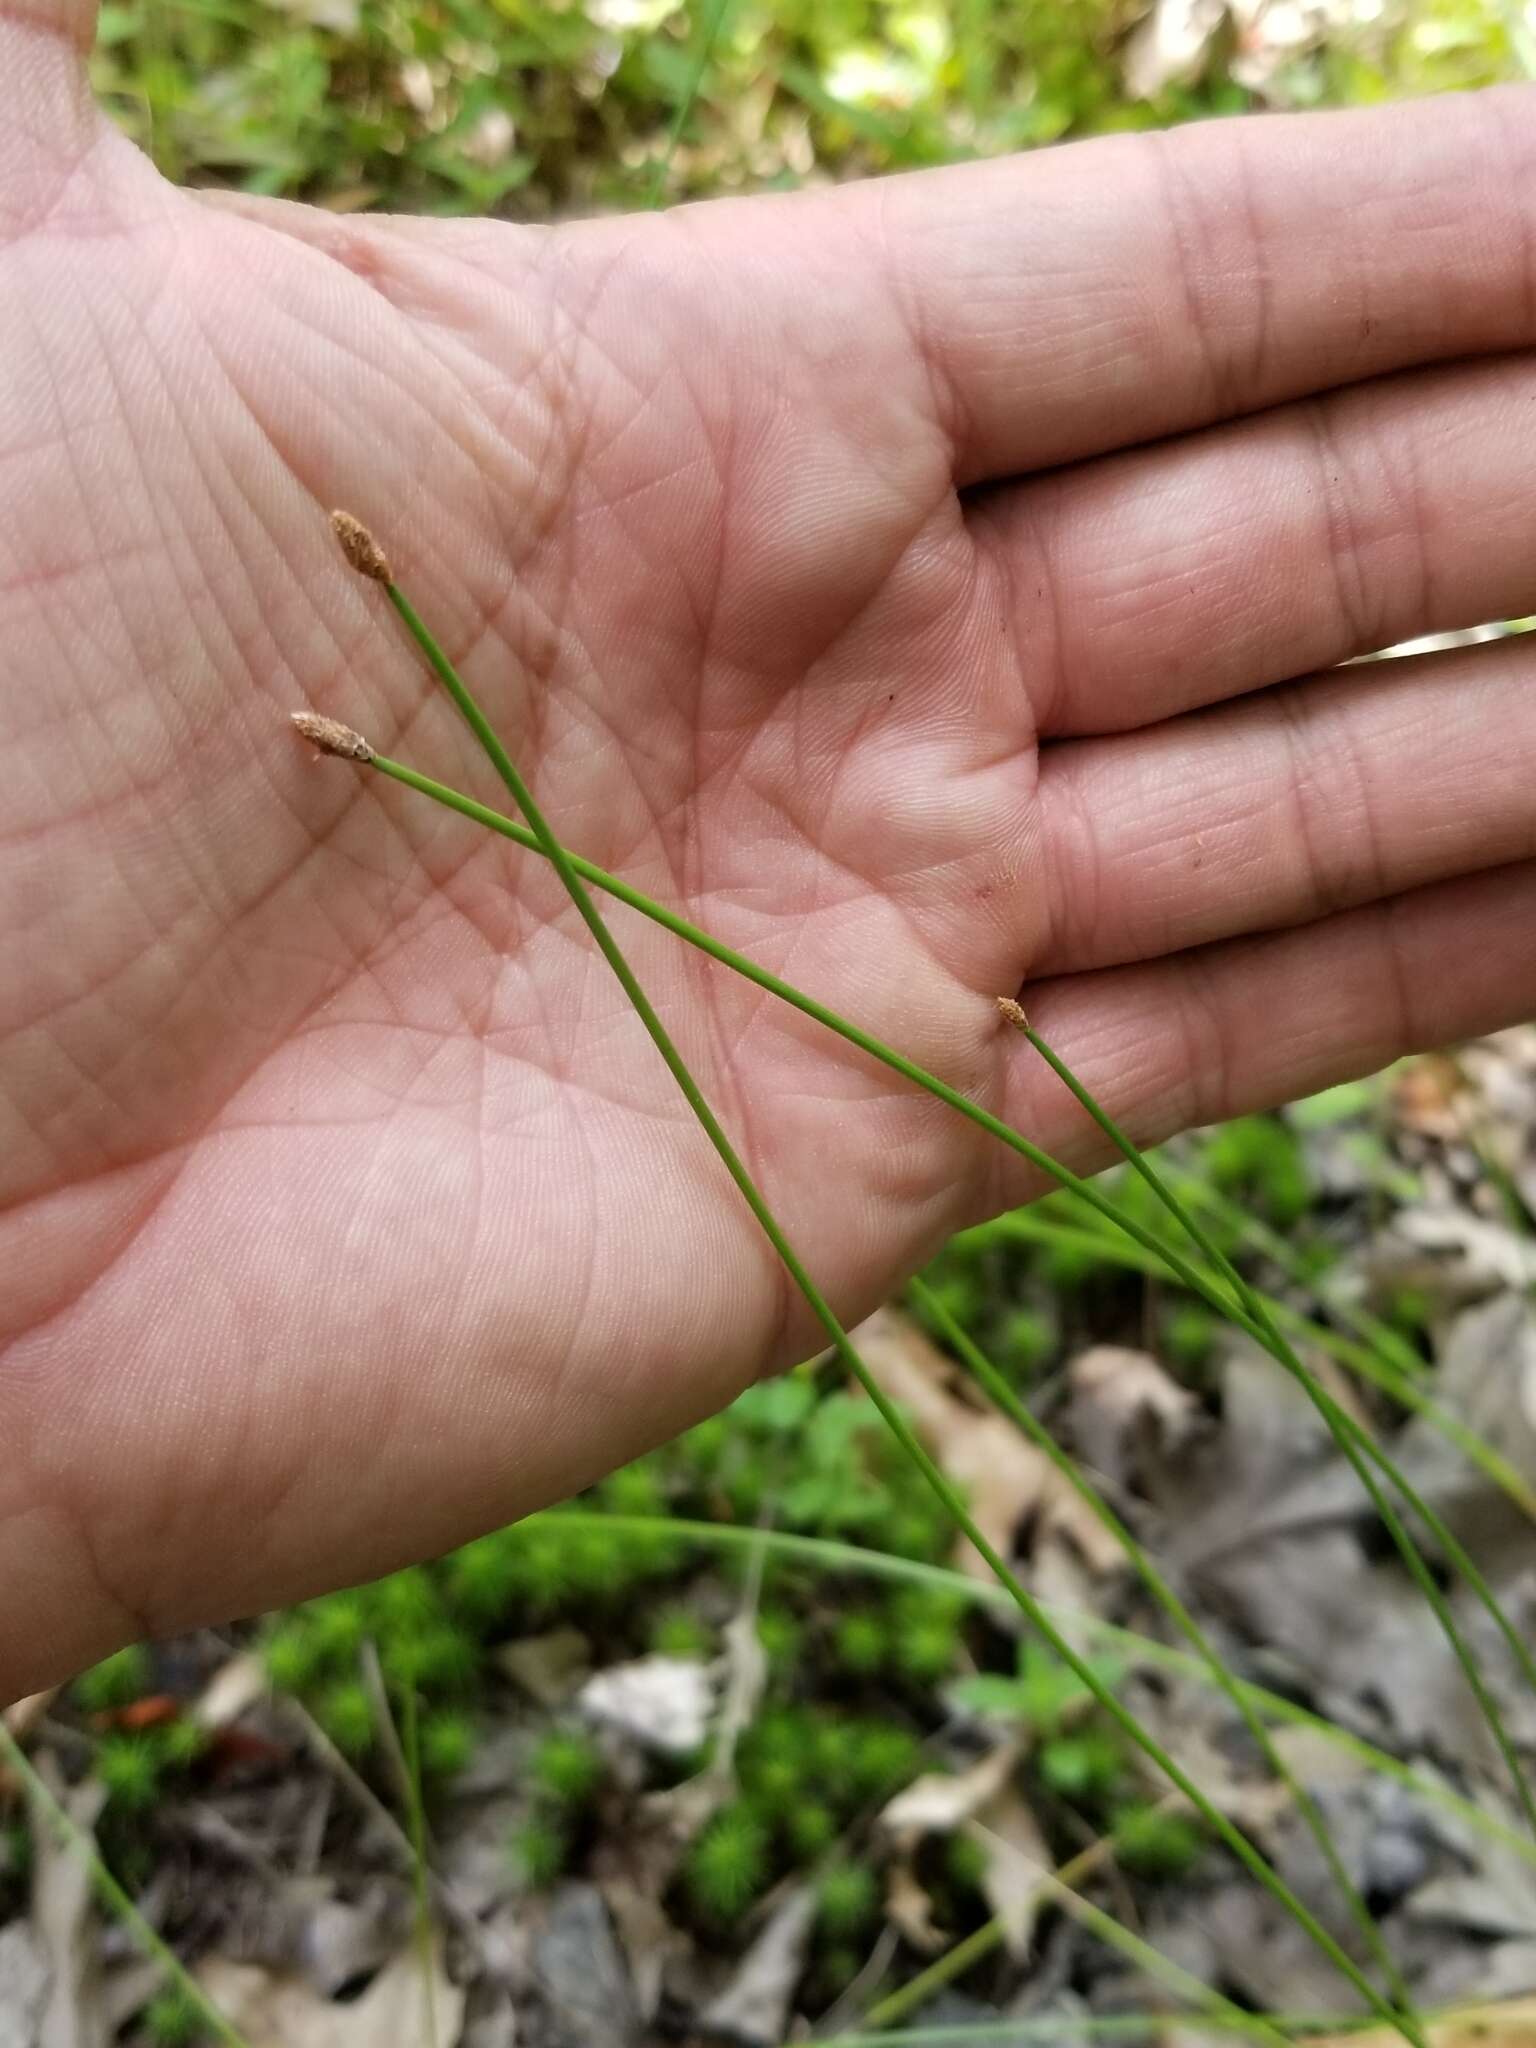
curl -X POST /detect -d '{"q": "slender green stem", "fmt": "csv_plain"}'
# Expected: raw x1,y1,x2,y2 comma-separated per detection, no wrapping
1023,1866,1295,2048
368,748,1529,1504
855,1824,1124,2035
368,751,1256,1326
364,727,1533,1856
909,1277,1418,2032
397,1683,439,2048
827,2025,1343,2048
645,0,734,207
0,1724,250,2048
1177,1176,1429,1385
857,1917,1004,2033
352,564,1429,2034
1017,1016,1536,1841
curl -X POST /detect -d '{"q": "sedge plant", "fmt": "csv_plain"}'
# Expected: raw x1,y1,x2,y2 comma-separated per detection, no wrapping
294,513,1463,2037
1004,1002,1536,1841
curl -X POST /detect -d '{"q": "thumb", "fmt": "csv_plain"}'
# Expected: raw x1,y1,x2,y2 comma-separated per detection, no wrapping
4,0,115,215
7,0,96,43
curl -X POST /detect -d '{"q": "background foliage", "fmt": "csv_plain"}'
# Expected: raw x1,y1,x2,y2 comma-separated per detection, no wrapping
100,0,1533,218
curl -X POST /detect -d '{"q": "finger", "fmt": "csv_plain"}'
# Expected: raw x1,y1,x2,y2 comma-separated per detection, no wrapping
977,352,1536,736
860,86,1536,485
3,0,95,43
995,859,1536,1202
3,0,102,209
1032,636,1536,975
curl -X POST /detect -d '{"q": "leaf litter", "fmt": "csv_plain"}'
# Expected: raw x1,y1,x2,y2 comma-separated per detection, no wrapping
5,1034,1536,2039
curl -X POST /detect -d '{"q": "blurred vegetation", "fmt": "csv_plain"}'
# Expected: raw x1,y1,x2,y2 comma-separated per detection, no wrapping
101,0,1532,217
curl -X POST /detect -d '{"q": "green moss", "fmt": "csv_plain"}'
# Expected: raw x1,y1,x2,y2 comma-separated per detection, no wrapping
832,1610,886,1677
530,1728,604,1808
809,1713,860,1789
755,1606,804,1669
509,1814,567,1891
679,1415,729,1476
742,1709,812,1805
649,1606,713,1660
307,1593,367,1661
366,1567,439,1634
1205,1116,1310,1226
1386,1285,1435,1335
155,1720,207,1770
685,1803,769,1923
599,1462,667,1518
315,1680,374,1757
847,1720,920,1800
998,1306,1053,1377
445,1533,518,1620
1113,1803,1204,1879
913,1269,982,1335
1164,1302,1217,1373
95,1735,161,1814
945,1830,988,1896
1039,1234,1112,1292
1039,1728,1124,1805
816,1858,880,1936
504,1528,573,1611
1,1819,31,1887
73,1645,152,1713
421,1712,476,1778
261,1619,324,1695
552,1523,628,1602
784,1801,837,1862
889,1592,964,1684
390,1622,479,1692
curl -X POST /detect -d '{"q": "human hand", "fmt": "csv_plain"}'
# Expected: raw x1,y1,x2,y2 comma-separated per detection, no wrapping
5,3,1535,1697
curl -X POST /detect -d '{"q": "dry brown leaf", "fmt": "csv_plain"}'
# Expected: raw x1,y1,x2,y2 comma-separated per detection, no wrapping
1392,1052,1469,1139
192,1654,267,1732
879,1742,1031,1960
1069,1345,1199,1488
883,1860,947,1956
3,1691,56,1742
195,1939,463,2048
966,1786,1051,1957
31,1766,107,2048
578,1656,713,1758
856,1308,1122,1581
0,1922,49,2047
879,1741,1021,1845
497,1628,591,1706
1310,1994,1536,2048
698,1887,815,2045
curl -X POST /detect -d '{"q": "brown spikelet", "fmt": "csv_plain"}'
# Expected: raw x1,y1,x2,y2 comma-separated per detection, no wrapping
996,995,1030,1030
291,710,375,762
330,509,392,584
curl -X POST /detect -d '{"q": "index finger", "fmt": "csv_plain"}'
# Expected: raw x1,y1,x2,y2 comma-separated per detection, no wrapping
860,85,1536,485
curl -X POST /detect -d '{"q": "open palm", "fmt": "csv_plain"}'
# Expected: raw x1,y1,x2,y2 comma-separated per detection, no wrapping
5,8,1536,1697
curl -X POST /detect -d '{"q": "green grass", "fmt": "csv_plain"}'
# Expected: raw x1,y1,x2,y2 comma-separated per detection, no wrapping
99,0,1529,216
